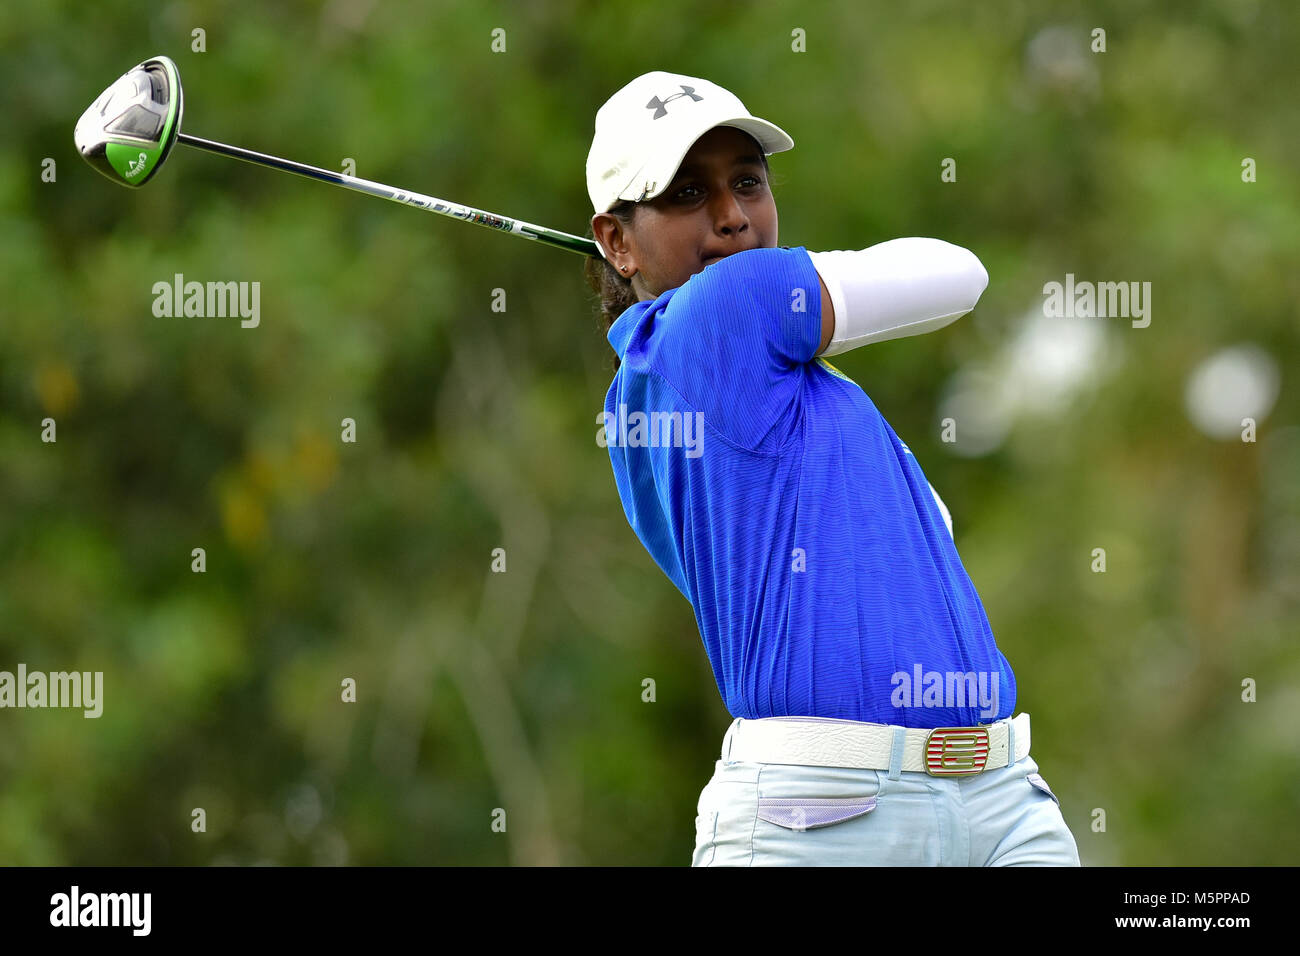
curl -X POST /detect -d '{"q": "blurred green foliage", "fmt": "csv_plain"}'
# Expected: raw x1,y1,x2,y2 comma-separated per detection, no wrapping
1,0,1296,865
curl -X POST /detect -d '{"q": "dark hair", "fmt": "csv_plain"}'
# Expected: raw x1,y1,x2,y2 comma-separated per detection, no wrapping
584,143,772,372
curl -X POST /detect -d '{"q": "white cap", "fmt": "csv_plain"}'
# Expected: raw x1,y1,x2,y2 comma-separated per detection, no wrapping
586,71,794,223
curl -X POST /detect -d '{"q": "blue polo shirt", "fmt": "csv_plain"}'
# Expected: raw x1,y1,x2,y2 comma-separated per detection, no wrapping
602,245,1015,728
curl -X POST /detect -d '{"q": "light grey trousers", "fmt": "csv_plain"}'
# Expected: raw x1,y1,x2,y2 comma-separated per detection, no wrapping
692,719,1081,866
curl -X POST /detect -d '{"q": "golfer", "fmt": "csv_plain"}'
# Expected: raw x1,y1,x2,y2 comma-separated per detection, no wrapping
583,71,1080,866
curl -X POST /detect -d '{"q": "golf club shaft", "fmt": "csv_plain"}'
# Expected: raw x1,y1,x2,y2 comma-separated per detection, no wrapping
176,132,600,258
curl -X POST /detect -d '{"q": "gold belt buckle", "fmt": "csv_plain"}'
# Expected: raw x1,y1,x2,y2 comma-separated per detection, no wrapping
924,726,991,776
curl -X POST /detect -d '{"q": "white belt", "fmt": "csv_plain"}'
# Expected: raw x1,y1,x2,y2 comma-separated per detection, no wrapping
722,712,1031,776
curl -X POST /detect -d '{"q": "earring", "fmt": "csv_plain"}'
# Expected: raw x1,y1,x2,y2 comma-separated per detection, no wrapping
621,266,628,273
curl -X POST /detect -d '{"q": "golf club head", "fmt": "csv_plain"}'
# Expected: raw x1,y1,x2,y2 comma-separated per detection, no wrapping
75,55,182,188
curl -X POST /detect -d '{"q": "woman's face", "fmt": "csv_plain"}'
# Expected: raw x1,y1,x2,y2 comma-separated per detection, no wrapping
591,126,778,301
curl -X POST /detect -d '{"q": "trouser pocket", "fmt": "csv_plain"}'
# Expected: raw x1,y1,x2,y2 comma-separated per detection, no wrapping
756,796,878,831
1026,772,1061,807
749,766,893,865
692,764,761,866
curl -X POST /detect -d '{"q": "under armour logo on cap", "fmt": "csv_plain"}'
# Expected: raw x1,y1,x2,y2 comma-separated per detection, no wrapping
645,86,704,119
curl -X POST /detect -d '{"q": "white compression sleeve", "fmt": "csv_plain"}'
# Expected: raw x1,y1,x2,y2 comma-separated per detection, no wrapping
807,238,989,357
928,481,954,540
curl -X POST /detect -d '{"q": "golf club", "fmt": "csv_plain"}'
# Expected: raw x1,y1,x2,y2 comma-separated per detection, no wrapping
75,55,601,258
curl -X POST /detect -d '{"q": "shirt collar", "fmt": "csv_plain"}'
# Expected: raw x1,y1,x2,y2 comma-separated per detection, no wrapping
606,300,643,358
607,285,679,358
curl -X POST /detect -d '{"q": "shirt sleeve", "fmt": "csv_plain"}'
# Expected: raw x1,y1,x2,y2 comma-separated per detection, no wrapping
640,246,823,453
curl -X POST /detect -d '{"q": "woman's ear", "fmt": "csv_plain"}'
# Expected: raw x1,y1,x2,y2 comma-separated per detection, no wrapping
591,213,619,252
591,212,634,273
